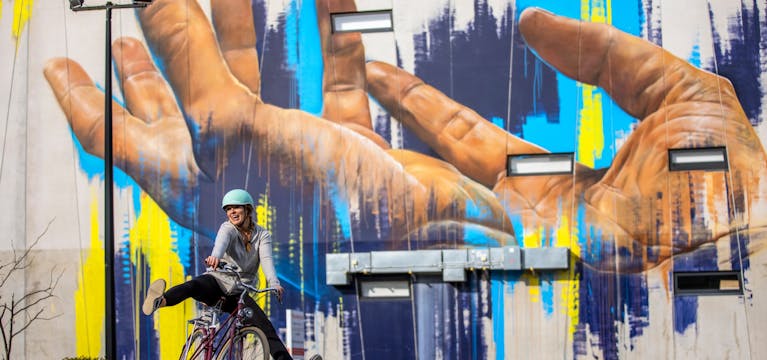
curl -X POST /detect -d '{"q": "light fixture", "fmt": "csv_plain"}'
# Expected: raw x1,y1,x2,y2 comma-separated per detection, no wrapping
69,0,84,9
507,153,575,176
331,10,393,33
359,279,410,298
668,146,728,171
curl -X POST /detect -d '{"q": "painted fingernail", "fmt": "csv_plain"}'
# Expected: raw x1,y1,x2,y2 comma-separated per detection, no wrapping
533,7,556,16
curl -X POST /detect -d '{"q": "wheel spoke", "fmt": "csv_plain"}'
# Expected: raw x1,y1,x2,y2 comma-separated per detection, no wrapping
216,326,270,360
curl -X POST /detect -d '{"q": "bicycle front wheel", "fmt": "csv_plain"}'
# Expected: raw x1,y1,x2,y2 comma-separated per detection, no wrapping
180,328,207,360
216,326,270,360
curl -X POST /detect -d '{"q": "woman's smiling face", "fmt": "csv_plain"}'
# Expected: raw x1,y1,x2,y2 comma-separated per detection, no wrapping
224,205,247,227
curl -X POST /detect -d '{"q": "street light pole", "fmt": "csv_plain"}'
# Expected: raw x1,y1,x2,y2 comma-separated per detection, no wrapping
69,1,152,359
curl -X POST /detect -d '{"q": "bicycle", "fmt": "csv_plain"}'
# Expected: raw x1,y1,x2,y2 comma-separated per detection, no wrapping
179,264,279,360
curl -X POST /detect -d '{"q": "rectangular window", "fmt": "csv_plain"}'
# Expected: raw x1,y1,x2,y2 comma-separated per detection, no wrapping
507,153,574,176
674,271,742,296
331,10,393,33
359,278,410,298
668,147,728,171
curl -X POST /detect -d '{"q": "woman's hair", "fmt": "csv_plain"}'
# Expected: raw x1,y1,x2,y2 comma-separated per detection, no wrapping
241,205,256,232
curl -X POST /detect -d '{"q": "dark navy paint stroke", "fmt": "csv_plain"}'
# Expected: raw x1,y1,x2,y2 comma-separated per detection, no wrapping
509,34,561,136
573,267,649,359
116,251,136,359
254,1,297,110
407,1,543,156
574,227,652,359
135,255,156,359
673,296,699,334
708,0,764,126
640,0,663,45
621,273,650,339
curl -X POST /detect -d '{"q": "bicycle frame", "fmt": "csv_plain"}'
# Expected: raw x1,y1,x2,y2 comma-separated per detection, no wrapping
179,266,278,360
179,304,236,360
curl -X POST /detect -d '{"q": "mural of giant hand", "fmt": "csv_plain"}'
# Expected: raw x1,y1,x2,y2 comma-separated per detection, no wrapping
43,0,767,272
43,0,512,249
367,8,767,271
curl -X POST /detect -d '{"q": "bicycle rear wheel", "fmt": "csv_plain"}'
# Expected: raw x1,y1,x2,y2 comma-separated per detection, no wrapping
216,326,270,360
180,328,207,360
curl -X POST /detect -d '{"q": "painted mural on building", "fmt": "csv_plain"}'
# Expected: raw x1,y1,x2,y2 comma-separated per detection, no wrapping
1,0,766,359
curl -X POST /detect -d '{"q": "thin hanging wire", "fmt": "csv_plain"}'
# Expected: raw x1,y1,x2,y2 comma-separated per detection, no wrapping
321,1,363,357
0,0,28,182
244,0,270,188
322,0,356,254
60,1,93,356
448,0,456,250
657,5,677,358
602,16,626,352
353,276,367,360
561,13,584,360
706,0,753,355
182,0,202,280
409,273,419,360
394,0,412,252
504,0,516,242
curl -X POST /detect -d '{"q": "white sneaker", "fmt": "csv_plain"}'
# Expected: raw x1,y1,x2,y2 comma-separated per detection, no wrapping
142,279,166,315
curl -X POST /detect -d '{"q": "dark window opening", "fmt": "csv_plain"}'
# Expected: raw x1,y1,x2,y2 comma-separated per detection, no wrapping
674,271,742,296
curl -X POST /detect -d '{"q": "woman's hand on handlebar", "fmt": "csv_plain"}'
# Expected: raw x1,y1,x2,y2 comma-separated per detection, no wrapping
274,284,284,302
205,256,220,269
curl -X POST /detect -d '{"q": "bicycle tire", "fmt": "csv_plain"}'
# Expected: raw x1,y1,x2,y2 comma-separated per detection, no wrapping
179,328,207,360
216,326,270,360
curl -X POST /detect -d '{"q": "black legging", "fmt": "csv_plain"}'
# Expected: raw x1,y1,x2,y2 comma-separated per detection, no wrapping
163,274,293,360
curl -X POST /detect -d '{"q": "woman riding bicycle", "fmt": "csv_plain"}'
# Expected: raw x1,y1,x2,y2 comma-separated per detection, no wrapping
142,188,294,360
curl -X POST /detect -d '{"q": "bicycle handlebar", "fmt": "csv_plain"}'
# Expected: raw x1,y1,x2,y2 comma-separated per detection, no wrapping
206,262,281,298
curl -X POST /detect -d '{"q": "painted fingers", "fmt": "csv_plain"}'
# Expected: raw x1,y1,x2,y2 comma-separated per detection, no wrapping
518,7,737,119
367,61,545,188
211,0,263,98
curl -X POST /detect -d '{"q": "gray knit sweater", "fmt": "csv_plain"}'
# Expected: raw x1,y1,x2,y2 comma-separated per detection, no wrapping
207,221,280,295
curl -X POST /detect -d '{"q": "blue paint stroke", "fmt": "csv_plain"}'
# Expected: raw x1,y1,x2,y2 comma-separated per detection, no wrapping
490,116,504,129
170,221,193,269
462,225,501,247
674,296,698,334
284,0,323,115
297,0,323,115
540,272,555,316
324,168,352,241
68,131,142,216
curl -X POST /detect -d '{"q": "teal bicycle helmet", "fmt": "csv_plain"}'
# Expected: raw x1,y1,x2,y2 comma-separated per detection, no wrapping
221,189,254,210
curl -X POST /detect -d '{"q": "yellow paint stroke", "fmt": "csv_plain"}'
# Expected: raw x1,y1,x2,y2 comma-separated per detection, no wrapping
299,215,305,305
129,193,190,360
522,228,543,302
577,84,604,168
12,0,33,47
75,189,105,357
555,216,581,342
576,0,611,168
255,193,273,310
